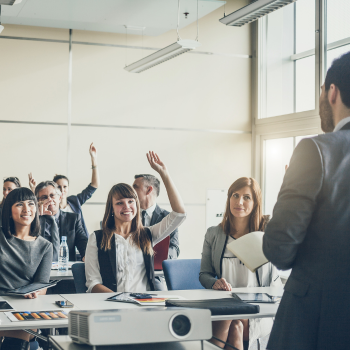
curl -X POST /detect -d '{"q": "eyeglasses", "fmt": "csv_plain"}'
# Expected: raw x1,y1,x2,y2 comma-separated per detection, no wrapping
38,193,58,201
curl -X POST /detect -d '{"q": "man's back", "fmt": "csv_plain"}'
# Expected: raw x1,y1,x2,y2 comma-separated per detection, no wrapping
263,122,350,349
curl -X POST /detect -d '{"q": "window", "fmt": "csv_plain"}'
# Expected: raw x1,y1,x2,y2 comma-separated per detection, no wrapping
263,134,317,216
259,0,316,119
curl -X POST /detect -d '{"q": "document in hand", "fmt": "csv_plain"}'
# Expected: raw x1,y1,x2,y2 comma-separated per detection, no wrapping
226,231,269,273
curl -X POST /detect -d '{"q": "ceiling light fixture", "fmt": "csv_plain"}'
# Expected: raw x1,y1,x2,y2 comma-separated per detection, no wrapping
124,0,201,73
219,0,297,27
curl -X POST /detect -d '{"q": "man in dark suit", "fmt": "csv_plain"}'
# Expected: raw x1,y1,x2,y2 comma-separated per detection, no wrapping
35,181,88,262
133,174,180,290
263,52,350,350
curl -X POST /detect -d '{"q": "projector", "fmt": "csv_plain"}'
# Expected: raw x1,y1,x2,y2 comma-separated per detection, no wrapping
69,308,212,346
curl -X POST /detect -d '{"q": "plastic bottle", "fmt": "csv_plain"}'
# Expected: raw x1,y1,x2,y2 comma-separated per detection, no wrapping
58,236,68,272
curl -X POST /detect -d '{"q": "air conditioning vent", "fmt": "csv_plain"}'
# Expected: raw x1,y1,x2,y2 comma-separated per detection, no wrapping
70,314,79,337
79,315,89,340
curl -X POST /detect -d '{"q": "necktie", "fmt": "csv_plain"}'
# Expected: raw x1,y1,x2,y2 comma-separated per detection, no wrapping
141,210,147,226
46,216,60,261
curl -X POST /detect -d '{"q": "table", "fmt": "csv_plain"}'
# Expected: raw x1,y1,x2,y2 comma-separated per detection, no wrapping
0,295,76,331
49,335,218,350
61,287,283,321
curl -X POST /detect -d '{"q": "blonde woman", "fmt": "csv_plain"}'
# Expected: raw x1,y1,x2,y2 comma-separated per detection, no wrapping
200,177,281,350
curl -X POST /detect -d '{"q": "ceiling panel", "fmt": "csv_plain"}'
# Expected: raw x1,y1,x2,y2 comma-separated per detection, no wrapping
1,0,225,36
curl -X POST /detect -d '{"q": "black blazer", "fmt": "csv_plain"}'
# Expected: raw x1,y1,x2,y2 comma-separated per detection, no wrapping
150,204,180,259
40,211,88,261
263,122,350,350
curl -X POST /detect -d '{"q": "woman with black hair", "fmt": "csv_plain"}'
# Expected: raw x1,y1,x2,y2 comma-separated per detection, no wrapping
85,151,186,293
0,188,53,350
0,177,21,227
28,143,99,237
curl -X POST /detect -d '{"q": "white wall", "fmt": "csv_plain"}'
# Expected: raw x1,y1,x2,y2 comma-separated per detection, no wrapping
0,0,252,259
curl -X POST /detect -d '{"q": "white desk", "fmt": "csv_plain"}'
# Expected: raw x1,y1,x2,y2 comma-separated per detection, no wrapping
61,287,283,321
50,335,218,350
0,295,76,330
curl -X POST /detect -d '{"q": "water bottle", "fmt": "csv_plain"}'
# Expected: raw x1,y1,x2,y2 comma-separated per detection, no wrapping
58,236,68,272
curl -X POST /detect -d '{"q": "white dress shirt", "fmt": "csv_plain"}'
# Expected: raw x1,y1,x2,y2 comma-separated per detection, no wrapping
85,211,186,293
141,203,157,227
333,116,350,132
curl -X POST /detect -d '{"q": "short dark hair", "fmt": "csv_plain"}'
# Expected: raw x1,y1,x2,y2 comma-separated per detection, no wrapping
3,177,21,188
35,181,61,198
1,187,41,239
134,174,160,197
53,175,69,185
325,51,350,108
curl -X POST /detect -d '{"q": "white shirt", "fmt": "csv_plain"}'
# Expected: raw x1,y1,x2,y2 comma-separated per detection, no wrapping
333,116,350,132
85,211,186,293
61,203,74,213
141,203,157,227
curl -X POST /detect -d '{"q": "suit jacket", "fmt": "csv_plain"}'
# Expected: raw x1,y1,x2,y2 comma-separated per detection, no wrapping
40,210,88,261
200,223,280,289
150,204,180,259
263,122,350,350
67,183,97,237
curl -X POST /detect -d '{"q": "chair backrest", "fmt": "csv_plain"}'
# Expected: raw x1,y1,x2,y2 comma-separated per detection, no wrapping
162,259,205,290
72,262,87,293
153,236,170,271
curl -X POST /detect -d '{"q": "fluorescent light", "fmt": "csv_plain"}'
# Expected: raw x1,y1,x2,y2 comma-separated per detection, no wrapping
0,0,22,4
124,40,201,73
219,0,297,27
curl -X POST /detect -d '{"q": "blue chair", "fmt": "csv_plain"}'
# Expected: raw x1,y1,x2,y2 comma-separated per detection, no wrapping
162,259,204,290
72,262,87,293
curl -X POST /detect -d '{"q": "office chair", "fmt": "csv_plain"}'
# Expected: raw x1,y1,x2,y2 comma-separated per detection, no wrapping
72,262,87,293
162,259,205,290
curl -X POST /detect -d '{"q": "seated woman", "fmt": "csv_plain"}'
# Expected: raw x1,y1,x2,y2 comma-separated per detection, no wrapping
0,187,53,350
85,151,186,293
29,142,99,237
199,177,281,350
0,177,21,227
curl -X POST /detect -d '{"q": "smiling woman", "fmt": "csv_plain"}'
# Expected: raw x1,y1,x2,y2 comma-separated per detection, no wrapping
0,187,53,349
84,151,186,294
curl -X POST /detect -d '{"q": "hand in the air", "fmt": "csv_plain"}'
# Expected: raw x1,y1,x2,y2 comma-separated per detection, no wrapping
146,151,167,175
28,172,37,193
89,142,97,159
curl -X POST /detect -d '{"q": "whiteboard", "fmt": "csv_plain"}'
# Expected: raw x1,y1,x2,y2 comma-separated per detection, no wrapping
206,189,228,230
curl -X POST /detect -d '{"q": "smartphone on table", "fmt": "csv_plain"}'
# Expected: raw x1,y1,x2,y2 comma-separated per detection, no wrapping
55,300,74,308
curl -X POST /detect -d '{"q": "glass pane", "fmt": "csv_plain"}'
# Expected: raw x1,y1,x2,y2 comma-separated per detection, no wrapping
327,45,350,71
259,0,316,119
264,137,294,216
295,134,318,146
296,56,315,112
326,0,350,44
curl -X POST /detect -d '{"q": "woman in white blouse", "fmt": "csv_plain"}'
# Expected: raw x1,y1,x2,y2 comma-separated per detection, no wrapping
85,151,186,293
199,177,282,350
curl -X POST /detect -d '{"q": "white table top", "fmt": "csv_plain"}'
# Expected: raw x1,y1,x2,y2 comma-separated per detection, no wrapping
61,287,283,321
0,295,76,330
0,287,283,331
50,335,218,350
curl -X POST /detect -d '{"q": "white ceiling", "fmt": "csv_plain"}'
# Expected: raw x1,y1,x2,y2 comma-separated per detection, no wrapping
1,0,225,36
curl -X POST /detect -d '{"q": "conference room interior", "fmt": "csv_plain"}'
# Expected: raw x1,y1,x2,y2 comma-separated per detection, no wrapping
0,0,349,349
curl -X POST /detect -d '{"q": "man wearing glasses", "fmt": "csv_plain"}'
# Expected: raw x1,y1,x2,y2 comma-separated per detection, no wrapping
35,181,87,263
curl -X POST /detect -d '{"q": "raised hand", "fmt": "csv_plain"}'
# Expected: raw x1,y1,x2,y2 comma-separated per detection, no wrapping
28,172,37,193
38,198,53,216
146,151,167,175
212,278,232,291
89,142,97,159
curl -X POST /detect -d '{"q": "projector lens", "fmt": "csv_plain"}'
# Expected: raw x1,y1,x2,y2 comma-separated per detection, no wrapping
171,315,191,337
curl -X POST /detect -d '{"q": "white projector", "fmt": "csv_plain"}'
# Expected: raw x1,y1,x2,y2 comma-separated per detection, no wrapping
69,308,212,346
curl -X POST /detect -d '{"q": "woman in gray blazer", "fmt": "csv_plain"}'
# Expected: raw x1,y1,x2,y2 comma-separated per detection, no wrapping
200,177,281,350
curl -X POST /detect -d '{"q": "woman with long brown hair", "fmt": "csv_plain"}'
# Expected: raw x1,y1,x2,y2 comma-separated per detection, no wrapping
85,151,186,293
200,177,281,350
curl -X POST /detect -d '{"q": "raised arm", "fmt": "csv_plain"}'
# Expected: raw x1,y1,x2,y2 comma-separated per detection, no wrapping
89,142,100,189
146,151,185,214
28,172,37,193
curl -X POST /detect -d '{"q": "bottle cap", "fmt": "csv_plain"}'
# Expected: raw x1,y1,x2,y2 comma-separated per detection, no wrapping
62,236,67,241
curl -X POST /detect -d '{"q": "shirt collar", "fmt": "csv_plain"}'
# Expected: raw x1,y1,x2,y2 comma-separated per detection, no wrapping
143,203,157,218
333,116,350,132
53,210,60,221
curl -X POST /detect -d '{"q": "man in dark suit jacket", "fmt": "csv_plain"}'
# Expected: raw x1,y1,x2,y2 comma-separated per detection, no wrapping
133,174,180,290
35,181,88,262
263,52,350,350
